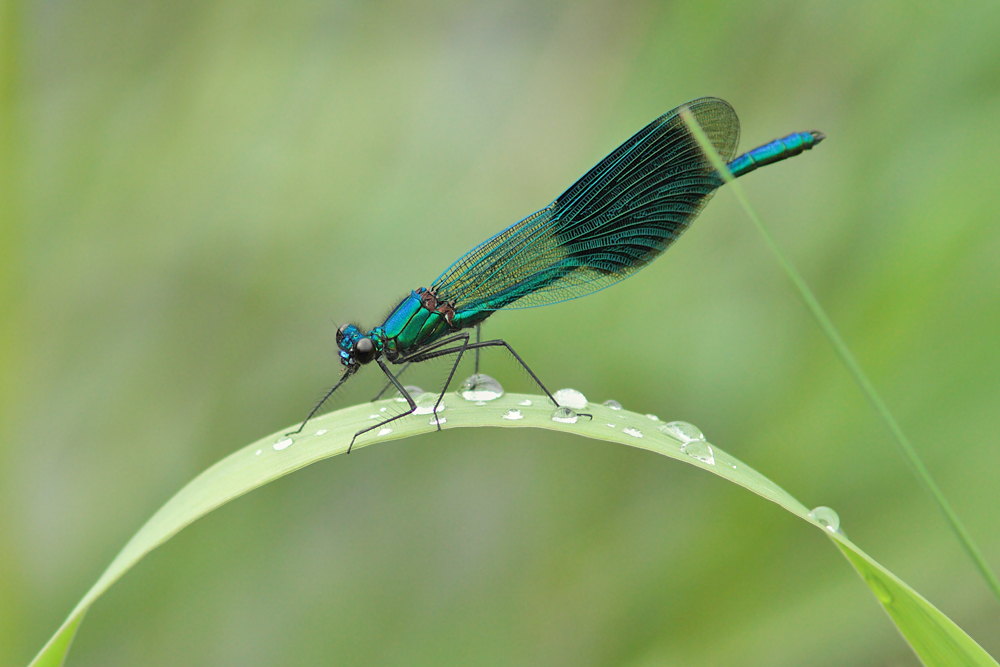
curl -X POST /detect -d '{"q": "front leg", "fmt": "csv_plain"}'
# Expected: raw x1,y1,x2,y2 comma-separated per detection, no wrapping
371,361,412,402
349,359,417,453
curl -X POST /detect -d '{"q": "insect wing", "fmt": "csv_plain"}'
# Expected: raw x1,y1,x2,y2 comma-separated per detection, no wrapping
432,97,740,310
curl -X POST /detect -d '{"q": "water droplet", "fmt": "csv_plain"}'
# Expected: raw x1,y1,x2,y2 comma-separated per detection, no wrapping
475,401,486,406
315,429,327,436
429,416,447,426
380,407,388,412
659,421,705,444
519,399,532,406
502,408,523,420
377,427,392,436
255,449,262,455
865,573,893,605
682,441,715,465
553,388,588,409
369,414,380,419
273,438,293,451
394,385,424,403
623,427,643,438
730,464,737,469
809,506,841,533
551,407,579,424
458,374,504,401
645,414,659,421
413,393,446,415
607,423,616,428
602,399,623,410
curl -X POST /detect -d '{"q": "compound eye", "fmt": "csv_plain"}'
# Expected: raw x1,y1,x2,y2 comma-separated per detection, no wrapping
354,337,376,364
336,323,352,346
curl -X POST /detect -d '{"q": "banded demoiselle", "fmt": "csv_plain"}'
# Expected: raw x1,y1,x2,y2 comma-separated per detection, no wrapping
292,97,824,451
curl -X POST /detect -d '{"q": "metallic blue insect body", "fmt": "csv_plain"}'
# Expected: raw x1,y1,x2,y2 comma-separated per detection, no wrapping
295,97,824,450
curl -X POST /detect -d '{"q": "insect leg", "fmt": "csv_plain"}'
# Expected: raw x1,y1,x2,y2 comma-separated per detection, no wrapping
431,333,471,429
371,332,478,402
286,370,355,436
371,361,412,401
473,323,482,376
410,339,570,411
348,359,418,453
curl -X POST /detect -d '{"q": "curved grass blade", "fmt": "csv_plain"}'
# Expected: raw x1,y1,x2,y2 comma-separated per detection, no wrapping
679,106,1000,606
29,394,997,667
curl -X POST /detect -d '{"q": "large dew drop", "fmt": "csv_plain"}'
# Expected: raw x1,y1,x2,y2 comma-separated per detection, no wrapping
273,438,293,451
458,374,504,401
395,385,425,402
602,399,623,410
413,392,446,415
553,388,588,409
502,408,524,421
681,441,715,465
659,421,705,444
551,407,579,424
809,506,841,534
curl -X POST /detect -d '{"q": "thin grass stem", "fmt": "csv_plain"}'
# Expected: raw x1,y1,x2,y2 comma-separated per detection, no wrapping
680,107,1000,604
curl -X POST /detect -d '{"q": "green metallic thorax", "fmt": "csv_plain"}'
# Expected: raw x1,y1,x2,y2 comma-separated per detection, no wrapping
375,290,490,361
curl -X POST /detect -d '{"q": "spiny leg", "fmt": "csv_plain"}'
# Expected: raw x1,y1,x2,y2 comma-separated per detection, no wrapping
371,361,412,401
408,338,561,407
349,359,417,453
286,371,354,436
473,323,481,376
430,332,471,429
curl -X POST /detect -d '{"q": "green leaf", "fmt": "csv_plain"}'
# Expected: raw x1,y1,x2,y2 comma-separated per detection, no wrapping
29,394,997,667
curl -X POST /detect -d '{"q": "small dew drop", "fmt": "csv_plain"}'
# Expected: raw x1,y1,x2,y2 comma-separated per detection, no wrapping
273,438,293,451
369,414,380,420
602,399,623,410
659,421,705,444
430,416,447,426
377,427,392,437
458,374,504,401
865,573,894,605
315,429,327,436
645,414,660,421
681,441,715,465
809,506,841,534
623,427,643,438
551,406,579,424
519,399,532,406
380,407,388,412
731,464,737,469
502,408,523,420
607,423,616,428
553,388,588,410
413,393,446,415
255,449,262,456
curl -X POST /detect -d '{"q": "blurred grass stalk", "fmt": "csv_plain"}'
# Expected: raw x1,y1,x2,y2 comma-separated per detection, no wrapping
680,107,1000,605
0,0,25,656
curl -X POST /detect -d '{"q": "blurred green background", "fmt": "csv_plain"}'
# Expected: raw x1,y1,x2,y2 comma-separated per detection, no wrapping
2,0,999,665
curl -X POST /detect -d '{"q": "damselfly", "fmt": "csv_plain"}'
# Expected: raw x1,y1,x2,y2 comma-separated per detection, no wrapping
291,97,824,451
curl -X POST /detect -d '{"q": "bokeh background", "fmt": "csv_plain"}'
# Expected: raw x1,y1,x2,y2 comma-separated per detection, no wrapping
2,1,999,665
